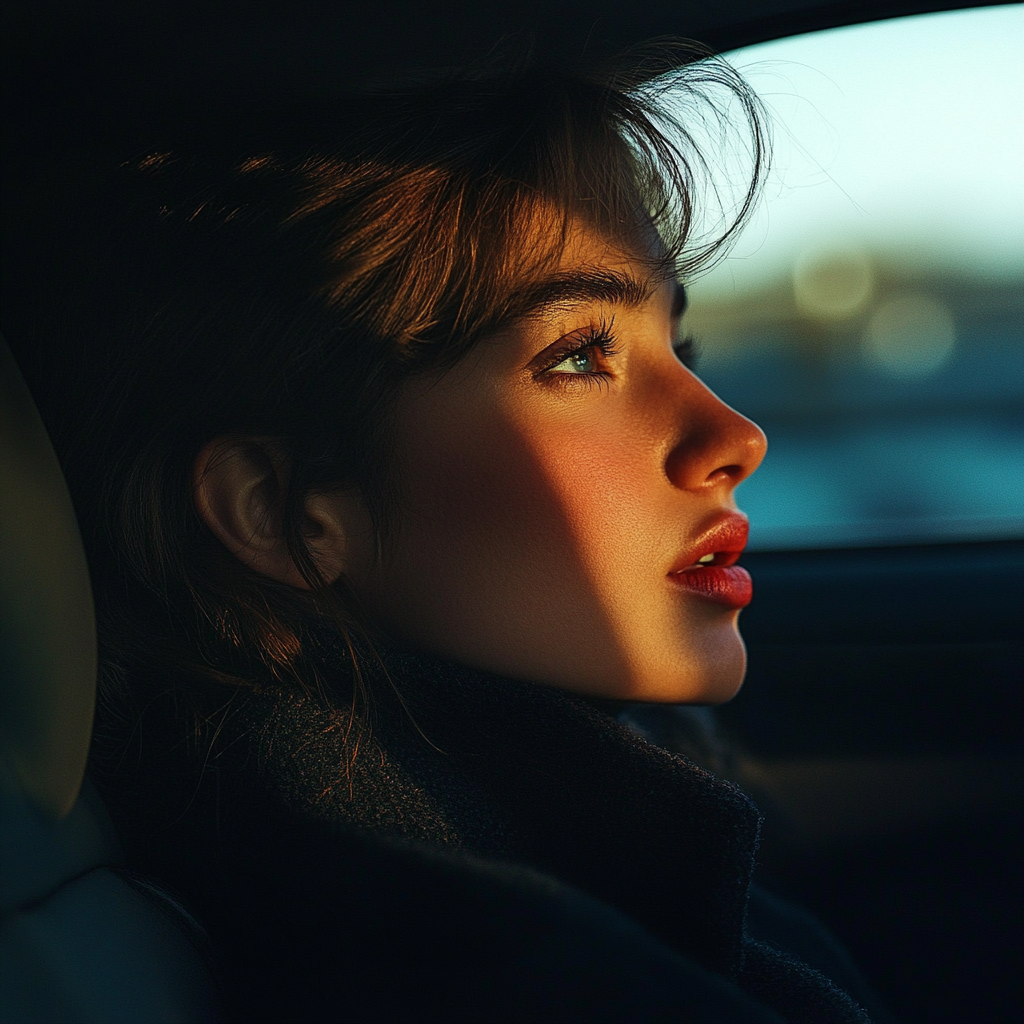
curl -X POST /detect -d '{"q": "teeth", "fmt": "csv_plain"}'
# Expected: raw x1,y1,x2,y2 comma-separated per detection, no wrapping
697,553,715,565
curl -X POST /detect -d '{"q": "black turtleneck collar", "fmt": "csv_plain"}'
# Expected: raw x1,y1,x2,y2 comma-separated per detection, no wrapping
97,632,878,1023
223,637,764,980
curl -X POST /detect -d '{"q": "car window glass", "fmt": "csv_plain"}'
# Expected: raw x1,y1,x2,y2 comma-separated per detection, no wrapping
677,5,1024,550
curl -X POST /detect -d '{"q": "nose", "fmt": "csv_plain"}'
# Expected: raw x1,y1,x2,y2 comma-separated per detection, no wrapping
664,374,767,492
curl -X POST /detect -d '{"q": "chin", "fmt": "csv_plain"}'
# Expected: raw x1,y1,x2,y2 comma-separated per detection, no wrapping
693,660,747,705
619,623,748,705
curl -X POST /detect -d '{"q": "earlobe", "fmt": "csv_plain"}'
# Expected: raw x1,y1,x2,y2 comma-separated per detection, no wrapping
193,436,348,589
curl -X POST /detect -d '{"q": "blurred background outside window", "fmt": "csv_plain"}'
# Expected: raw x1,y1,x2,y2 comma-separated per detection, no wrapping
677,5,1023,550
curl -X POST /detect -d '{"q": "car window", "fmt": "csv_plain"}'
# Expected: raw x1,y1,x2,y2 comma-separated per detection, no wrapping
678,5,1024,551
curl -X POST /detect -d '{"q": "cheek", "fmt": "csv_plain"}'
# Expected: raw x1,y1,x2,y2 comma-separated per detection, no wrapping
378,392,635,684
441,412,650,559
524,407,658,573
393,395,578,572
390,386,662,620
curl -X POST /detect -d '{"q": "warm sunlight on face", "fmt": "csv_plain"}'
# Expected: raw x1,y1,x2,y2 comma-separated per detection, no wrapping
342,222,767,702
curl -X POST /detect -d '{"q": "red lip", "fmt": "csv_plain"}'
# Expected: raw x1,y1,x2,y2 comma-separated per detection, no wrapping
667,512,752,609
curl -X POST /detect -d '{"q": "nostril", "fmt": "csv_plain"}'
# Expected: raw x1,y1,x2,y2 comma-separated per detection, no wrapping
707,464,744,484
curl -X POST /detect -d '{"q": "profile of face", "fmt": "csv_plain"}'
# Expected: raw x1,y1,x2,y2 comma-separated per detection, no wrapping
196,219,767,703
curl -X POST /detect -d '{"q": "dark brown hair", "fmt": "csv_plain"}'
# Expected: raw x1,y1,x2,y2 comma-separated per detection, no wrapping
2,44,767,734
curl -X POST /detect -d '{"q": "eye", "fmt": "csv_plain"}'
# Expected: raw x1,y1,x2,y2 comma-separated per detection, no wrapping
673,334,700,372
539,320,620,380
549,346,603,375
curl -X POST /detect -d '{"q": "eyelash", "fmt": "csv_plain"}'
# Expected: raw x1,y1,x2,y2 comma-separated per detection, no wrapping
539,319,621,385
674,334,700,371
537,324,701,384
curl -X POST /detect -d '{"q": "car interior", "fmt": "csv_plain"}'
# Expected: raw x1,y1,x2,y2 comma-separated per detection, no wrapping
1,2,1021,1023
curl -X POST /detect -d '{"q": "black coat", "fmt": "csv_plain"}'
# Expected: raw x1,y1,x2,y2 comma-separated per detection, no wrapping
95,638,886,1023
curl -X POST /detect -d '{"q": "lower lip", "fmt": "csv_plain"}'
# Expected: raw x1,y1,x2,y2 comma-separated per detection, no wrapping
668,565,752,608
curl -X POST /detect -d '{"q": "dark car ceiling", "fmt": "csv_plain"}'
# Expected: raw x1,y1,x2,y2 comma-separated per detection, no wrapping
1,0,1011,151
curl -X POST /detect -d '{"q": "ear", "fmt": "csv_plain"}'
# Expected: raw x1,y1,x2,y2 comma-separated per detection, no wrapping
192,436,349,589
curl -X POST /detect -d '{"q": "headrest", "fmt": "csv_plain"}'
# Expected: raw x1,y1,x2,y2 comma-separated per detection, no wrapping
0,335,96,820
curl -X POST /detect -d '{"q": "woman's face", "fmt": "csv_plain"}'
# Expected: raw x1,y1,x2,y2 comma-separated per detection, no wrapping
343,222,767,702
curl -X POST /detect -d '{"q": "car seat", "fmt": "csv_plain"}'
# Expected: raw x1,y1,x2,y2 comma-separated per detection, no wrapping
0,335,220,1023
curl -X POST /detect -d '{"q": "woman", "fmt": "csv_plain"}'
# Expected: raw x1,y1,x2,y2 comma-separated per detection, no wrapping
3,47,884,1023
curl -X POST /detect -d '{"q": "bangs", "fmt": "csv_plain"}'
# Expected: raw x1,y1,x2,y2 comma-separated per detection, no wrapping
203,44,768,371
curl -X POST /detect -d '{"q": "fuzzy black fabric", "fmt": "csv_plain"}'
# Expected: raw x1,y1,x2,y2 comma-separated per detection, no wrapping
95,638,878,1023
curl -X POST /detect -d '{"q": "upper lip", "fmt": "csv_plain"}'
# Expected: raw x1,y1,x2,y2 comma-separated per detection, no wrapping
668,512,749,573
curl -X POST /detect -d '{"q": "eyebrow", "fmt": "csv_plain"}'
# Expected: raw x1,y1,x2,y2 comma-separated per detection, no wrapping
508,269,688,325
511,269,654,319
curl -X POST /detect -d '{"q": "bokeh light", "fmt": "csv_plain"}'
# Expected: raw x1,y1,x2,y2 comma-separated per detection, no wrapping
794,249,874,322
863,293,956,377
